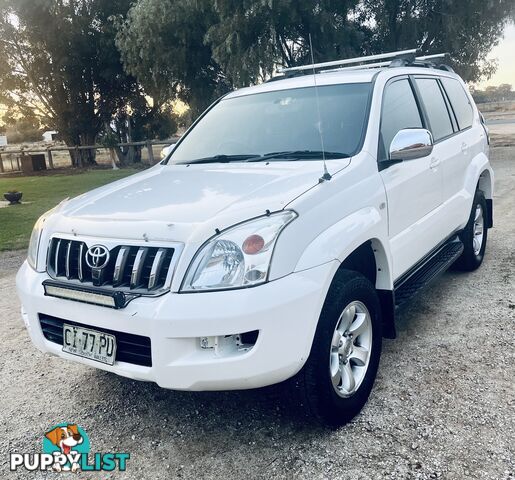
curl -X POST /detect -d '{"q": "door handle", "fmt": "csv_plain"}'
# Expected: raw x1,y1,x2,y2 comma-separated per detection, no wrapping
461,142,469,154
429,157,440,170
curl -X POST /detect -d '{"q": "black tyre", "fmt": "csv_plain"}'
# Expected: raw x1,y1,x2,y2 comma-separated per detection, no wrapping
453,190,488,271
291,270,382,428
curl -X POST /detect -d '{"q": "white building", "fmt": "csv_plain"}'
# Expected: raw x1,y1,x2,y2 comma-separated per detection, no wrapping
42,130,58,142
0,135,7,146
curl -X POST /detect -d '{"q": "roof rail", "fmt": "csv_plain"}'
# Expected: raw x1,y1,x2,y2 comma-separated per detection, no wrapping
390,53,449,66
278,49,417,74
275,50,453,77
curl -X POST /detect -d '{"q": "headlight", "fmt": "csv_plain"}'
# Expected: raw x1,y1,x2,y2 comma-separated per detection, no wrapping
181,211,297,292
27,202,65,271
27,213,47,270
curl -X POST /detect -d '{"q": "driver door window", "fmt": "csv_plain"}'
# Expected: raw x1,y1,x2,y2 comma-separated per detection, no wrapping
380,79,423,160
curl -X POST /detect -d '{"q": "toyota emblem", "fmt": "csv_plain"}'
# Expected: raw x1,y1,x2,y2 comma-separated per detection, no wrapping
85,245,110,269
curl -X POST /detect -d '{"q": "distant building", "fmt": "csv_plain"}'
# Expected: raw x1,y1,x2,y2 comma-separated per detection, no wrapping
0,135,6,146
42,130,58,142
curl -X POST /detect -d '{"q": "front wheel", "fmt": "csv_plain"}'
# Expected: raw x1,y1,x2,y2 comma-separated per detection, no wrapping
290,270,382,428
454,190,488,271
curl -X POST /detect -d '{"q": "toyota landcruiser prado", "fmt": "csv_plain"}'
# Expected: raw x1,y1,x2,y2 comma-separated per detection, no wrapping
16,52,493,427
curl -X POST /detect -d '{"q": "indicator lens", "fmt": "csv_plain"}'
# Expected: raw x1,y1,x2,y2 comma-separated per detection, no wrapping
242,235,265,255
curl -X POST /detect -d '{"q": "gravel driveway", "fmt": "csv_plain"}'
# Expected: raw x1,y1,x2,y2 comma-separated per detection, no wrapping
1,148,514,480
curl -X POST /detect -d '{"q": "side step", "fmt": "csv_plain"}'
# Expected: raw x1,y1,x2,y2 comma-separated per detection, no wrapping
394,239,464,308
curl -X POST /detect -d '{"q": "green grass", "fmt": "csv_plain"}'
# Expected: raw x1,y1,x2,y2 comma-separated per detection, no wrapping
0,168,140,251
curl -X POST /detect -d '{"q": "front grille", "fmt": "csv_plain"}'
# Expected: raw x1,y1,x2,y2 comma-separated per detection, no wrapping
47,238,175,293
39,314,152,367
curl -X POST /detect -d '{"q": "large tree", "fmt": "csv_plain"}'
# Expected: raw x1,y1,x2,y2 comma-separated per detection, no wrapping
116,0,513,119
0,0,171,166
359,0,514,82
206,0,368,87
209,0,513,83
115,0,231,118
116,0,367,107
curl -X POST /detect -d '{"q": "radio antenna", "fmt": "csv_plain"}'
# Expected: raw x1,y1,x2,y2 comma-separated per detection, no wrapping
309,33,331,182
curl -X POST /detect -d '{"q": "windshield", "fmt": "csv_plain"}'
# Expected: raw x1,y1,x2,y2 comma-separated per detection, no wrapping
169,83,372,164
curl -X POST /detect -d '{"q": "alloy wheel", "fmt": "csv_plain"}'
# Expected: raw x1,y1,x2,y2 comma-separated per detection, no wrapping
329,301,373,398
473,204,484,256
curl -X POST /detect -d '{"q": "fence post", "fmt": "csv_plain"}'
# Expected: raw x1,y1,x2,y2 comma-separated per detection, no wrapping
75,146,80,168
0,152,3,173
47,148,54,169
19,147,24,172
146,141,155,165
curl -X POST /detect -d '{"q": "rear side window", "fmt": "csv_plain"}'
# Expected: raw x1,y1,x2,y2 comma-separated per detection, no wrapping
414,78,454,141
441,77,474,130
380,79,423,158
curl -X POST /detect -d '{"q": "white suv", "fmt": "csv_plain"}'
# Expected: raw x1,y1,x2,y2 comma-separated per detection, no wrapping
16,54,493,427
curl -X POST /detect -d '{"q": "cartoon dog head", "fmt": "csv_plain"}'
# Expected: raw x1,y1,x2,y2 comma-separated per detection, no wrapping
45,424,83,455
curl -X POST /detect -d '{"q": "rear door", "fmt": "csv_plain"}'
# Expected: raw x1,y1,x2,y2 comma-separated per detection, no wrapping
379,77,443,279
438,77,484,230
411,76,462,243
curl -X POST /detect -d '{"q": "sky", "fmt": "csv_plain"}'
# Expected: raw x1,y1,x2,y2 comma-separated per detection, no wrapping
475,22,515,89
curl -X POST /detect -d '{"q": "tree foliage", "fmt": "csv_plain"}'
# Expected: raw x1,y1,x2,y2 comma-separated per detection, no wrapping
206,0,368,87
0,0,120,163
471,83,515,103
117,0,514,115
0,0,177,166
4,117,41,143
115,0,230,117
360,0,514,82
208,0,513,84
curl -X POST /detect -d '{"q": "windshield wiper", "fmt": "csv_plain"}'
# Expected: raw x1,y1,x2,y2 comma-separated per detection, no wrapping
179,150,350,164
246,150,351,162
181,154,259,164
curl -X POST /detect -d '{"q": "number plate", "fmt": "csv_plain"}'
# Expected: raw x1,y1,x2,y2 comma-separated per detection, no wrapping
62,324,117,366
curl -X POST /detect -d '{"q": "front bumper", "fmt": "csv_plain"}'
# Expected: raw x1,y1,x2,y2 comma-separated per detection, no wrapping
16,260,337,390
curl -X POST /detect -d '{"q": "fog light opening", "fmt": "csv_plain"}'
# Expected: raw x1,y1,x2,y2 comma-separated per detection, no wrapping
240,330,259,346
198,330,259,355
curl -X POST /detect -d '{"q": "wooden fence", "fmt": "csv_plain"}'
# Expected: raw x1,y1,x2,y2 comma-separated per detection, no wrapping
0,138,179,174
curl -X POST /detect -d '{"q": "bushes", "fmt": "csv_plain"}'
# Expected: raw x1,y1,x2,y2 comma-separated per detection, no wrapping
5,120,42,144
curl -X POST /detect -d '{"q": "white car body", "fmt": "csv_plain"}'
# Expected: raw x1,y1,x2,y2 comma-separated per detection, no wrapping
16,66,493,392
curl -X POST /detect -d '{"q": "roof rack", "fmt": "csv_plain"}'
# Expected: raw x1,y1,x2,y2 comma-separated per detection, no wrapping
275,50,453,77
278,49,417,74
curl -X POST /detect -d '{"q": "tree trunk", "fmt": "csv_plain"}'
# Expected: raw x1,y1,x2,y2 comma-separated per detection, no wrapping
108,148,119,170
147,141,155,165
67,146,96,167
114,145,129,166
68,147,80,167
66,140,97,167
129,146,142,163
79,132,97,166
126,122,141,164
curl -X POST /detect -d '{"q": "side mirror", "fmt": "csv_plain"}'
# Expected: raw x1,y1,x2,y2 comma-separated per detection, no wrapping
389,128,433,162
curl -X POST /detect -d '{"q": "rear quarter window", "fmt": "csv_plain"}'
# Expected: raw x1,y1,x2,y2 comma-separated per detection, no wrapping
414,78,454,141
441,78,474,130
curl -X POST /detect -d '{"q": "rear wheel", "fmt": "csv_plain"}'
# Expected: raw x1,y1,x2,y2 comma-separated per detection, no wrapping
454,190,488,271
291,270,382,427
